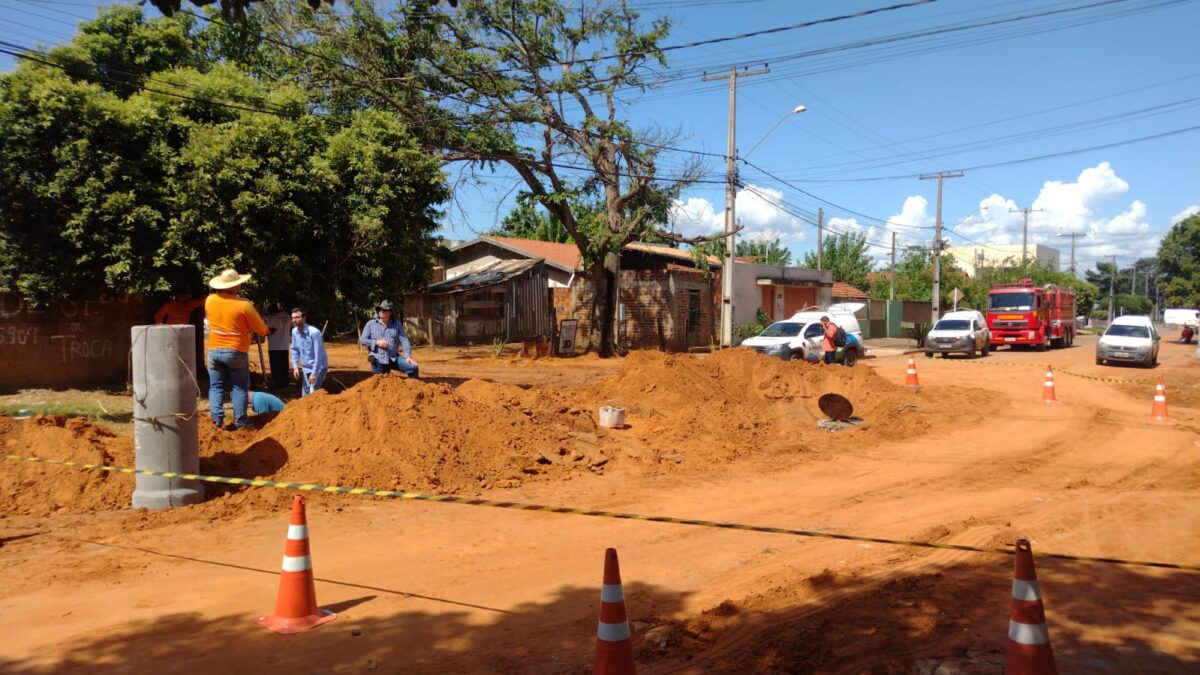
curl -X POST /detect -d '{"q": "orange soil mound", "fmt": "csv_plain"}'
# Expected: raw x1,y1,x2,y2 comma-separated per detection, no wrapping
1,350,991,518
581,349,985,461
0,416,134,516
201,376,593,496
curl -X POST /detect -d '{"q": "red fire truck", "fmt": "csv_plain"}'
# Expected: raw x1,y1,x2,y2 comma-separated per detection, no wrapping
987,279,1076,350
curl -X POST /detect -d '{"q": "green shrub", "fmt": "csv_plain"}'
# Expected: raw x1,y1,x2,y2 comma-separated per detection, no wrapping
906,320,932,346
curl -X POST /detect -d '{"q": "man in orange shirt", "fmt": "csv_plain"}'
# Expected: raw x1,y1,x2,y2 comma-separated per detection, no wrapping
205,268,270,430
154,295,204,325
820,315,839,365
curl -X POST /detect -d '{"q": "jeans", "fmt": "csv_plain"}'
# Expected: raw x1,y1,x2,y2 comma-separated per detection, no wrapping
299,368,328,396
207,349,251,428
823,350,837,365
371,358,419,378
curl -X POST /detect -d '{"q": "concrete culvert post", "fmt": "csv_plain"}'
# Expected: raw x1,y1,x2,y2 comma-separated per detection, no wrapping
131,325,204,509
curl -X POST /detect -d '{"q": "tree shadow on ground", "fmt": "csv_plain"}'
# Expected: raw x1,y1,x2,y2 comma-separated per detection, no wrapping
642,555,1199,674
0,546,1194,674
0,573,690,675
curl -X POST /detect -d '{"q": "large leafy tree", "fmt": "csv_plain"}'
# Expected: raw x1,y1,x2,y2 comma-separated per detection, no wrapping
801,232,874,291
279,0,709,356
0,6,448,322
737,237,792,266
1157,213,1200,307
867,246,964,305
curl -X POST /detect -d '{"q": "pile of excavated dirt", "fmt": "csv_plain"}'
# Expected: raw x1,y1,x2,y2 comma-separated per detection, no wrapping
0,416,135,516
1,350,995,519
201,376,599,497
575,349,992,463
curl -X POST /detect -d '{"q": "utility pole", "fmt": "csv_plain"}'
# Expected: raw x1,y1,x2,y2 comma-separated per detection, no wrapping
1107,255,1117,322
919,171,963,318
889,232,897,301
1057,232,1084,275
705,64,769,347
817,207,824,271
1010,206,1044,265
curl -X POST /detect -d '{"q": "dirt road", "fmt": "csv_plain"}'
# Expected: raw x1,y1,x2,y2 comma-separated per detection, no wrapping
1,335,1198,673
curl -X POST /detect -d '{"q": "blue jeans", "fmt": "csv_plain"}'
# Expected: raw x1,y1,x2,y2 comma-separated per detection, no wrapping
371,358,419,378
299,368,327,396
823,349,837,365
207,349,250,428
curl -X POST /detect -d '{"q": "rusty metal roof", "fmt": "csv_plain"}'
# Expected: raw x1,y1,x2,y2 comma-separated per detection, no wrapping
425,258,540,294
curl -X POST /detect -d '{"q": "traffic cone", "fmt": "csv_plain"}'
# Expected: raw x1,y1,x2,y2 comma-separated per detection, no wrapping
1151,380,1169,421
1006,539,1057,675
595,548,636,675
1041,366,1058,403
904,357,921,389
257,495,336,634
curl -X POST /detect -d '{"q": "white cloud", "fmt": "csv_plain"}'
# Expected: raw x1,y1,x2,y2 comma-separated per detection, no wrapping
950,162,1161,271
1171,204,1200,225
668,184,807,245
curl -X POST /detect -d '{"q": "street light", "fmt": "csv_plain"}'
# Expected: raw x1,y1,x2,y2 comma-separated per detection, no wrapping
721,104,807,347
742,105,807,161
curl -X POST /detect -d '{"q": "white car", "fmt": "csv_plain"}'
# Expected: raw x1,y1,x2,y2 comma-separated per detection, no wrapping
924,310,991,358
1096,315,1160,368
742,303,867,366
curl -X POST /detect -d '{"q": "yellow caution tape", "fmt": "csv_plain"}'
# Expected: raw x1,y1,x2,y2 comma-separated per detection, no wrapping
4,452,1198,572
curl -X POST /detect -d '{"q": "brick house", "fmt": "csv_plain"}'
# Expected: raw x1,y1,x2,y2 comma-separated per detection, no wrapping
420,237,721,353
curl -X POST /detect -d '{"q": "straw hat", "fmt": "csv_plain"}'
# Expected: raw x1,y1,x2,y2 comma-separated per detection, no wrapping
209,268,252,290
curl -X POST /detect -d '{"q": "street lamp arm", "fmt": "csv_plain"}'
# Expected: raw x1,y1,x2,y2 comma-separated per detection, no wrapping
742,105,807,161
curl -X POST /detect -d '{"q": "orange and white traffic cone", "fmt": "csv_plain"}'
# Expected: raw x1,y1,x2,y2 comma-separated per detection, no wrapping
1151,380,1169,421
1006,539,1057,675
904,357,921,389
595,548,636,675
1041,366,1058,403
257,495,336,634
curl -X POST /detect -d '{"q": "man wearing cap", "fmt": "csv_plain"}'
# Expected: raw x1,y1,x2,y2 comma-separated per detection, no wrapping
205,268,270,429
359,300,419,378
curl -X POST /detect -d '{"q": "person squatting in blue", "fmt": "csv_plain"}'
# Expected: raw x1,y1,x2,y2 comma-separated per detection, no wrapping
358,299,419,378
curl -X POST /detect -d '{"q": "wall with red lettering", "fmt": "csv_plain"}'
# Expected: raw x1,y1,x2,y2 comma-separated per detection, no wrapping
0,293,146,390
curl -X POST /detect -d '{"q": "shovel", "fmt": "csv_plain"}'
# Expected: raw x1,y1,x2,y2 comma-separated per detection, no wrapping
255,334,269,388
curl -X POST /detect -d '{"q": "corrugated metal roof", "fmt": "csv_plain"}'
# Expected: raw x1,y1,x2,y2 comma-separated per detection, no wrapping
426,258,540,293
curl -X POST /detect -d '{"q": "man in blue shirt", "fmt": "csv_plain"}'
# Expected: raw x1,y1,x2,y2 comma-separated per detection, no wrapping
359,300,419,378
289,307,329,396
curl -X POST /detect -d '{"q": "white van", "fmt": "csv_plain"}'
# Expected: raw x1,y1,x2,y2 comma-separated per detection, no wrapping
742,303,867,366
924,310,991,358
1163,308,1199,327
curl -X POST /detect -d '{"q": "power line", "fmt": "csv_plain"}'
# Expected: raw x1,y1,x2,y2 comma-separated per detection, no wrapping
776,124,1200,183
562,0,938,65
739,157,933,230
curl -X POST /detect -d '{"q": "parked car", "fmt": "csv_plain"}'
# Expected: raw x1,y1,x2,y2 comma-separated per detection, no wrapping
742,303,867,366
1096,315,1160,367
924,310,991,358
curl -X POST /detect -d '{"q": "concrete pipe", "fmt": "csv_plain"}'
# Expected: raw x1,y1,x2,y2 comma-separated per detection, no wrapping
130,324,204,509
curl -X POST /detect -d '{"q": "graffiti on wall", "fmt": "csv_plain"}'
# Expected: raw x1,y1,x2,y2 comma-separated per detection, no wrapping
0,294,129,372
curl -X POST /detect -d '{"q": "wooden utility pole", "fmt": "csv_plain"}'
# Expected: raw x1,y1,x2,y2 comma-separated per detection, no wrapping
704,64,769,347
817,207,824,271
1057,232,1084,275
919,171,963,318
1010,206,1044,265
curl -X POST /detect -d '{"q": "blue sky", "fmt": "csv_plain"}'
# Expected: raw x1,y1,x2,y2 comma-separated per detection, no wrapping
3,0,1198,275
